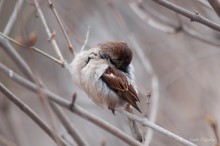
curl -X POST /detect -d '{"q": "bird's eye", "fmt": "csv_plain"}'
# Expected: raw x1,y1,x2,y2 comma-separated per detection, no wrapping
99,52,108,59
85,56,92,65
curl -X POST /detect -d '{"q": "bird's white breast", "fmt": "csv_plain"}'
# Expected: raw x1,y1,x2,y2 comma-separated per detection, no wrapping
70,51,126,108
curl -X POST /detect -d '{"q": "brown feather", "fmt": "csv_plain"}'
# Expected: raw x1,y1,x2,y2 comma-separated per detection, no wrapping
101,66,141,113
98,42,133,68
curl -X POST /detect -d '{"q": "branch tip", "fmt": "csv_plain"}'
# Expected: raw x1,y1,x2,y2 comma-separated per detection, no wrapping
70,92,77,111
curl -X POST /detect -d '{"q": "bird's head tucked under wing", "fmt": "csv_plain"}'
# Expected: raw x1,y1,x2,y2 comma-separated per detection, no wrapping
97,42,133,70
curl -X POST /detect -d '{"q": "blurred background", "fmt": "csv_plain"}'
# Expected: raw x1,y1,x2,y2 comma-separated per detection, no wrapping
0,0,220,146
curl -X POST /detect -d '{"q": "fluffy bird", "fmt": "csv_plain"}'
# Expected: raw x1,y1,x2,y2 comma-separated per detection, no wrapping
70,41,143,142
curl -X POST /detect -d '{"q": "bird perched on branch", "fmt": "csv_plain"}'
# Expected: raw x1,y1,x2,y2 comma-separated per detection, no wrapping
70,41,143,142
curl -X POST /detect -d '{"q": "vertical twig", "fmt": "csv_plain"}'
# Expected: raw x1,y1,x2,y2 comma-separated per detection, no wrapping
33,0,64,62
0,0,4,14
81,26,91,52
3,0,24,35
128,35,160,146
47,0,75,55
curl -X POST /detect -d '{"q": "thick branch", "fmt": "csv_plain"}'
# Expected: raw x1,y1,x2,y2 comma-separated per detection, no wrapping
152,0,220,32
116,109,197,146
0,62,198,146
0,62,143,146
0,83,69,146
50,102,89,146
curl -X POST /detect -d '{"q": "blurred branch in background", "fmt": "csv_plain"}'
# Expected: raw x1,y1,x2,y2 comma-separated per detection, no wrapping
196,0,213,10
0,134,17,146
3,0,24,35
208,0,220,18
152,0,220,32
0,83,69,146
128,36,160,146
129,1,179,33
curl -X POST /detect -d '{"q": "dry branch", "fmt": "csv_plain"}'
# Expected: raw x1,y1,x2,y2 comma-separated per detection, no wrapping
50,102,89,146
0,62,143,146
117,109,197,146
33,0,65,62
3,0,24,35
0,62,197,146
47,0,74,54
0,83,69,146
152,0,220,32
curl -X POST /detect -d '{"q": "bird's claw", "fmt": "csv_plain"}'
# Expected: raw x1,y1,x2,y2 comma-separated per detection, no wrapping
108,105,115,115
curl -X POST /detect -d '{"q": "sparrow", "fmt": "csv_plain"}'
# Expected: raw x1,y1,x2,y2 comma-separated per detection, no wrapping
70,41,143,142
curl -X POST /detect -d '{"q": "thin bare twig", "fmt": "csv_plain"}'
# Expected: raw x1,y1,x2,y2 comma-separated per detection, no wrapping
33,0,64,62
3,0,24,35
0,62,144,146
0,83,69,146
129,2,177,33
0,0,4,14
208,0,220,18
196,0,213,10
47,0,75,54
206,115,220,145
0,32,64,65
152,0,220,32
128,36,160,146
81,26,91,52
116,108,197,146
0,0,35,82
50,102,89,146
182,25,220,46
0,37,35,81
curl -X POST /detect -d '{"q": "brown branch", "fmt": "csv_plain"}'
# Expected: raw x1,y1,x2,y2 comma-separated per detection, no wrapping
33,0,64,62
152,0,220,32
0,83,69,146
208,0,220,18
0,62,198,146
0,32,64,65
0,62,144,146
50,102,89,146
47,0,75,55
0,36,35,82
116,108,197,146
129,2,178,33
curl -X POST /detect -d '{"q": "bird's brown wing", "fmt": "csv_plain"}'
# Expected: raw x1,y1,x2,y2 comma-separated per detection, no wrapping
101,66,141,113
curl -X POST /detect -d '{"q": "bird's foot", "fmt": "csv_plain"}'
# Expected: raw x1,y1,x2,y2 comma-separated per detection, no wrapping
108,105,115,115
